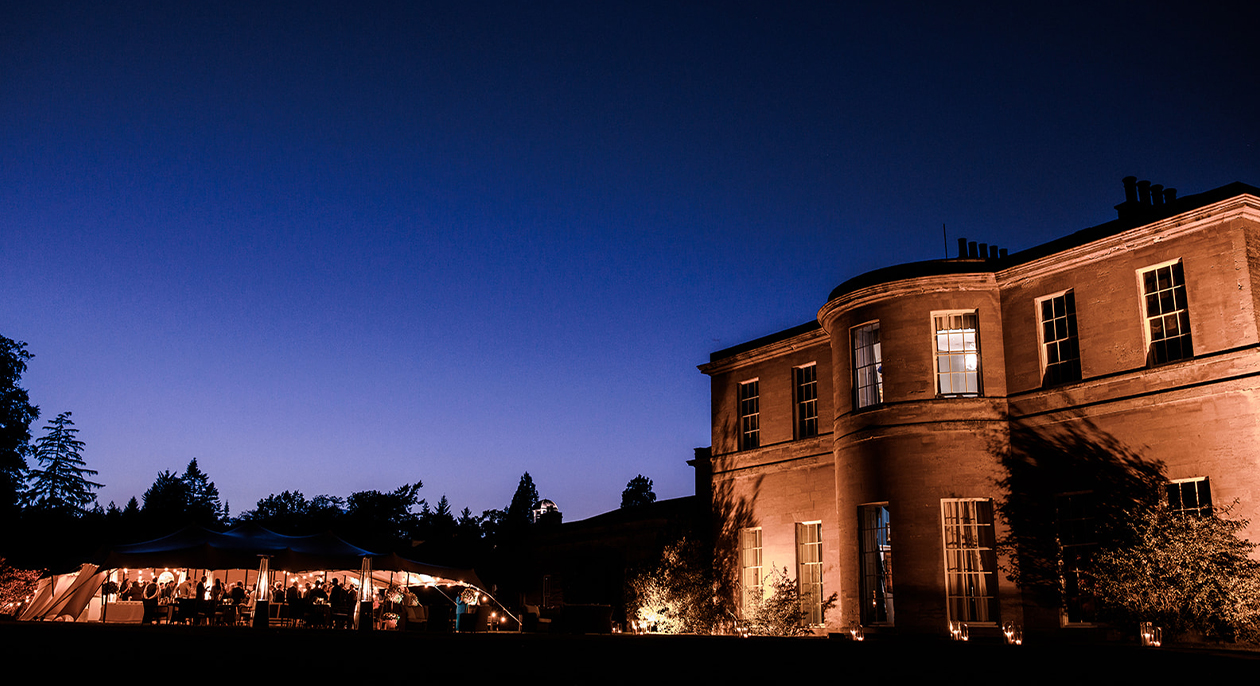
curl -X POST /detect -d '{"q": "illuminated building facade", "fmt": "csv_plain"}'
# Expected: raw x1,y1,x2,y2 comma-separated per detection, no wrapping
697,179,1260,636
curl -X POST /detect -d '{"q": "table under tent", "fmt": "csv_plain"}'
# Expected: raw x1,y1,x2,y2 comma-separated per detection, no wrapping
18,523,500,630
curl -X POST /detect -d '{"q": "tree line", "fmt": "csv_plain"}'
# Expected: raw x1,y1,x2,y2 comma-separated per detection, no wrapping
2,335,657,579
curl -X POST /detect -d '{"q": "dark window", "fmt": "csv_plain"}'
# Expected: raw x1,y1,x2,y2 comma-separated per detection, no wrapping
1040,291,1081,386
859,504,894,625
1055,492,1097,624
1142,262,1192,364
1167,477,1212,517
795,364,818,438
738,380,760,450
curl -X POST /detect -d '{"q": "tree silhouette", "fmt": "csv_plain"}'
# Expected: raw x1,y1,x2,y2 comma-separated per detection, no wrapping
0,336,39,521
342,482,423,551
506,472,539,527
241,490,311,533
180,458,223,526
621,474,656,509
430,495,456,533
25,412,100,517
142,469,191,533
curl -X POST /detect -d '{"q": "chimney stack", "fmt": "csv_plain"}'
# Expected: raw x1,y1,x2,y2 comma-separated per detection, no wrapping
1117,176,1177,220
1123,176,1138,204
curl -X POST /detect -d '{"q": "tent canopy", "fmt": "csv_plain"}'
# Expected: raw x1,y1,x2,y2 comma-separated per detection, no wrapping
99,523,480,589
374,553,484,590
101,522,377,572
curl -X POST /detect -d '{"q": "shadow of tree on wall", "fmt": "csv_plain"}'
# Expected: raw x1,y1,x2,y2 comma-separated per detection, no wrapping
709,470,760,619
993,416,1165,612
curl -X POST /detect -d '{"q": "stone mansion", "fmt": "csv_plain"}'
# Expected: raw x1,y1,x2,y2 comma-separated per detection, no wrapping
695,178,1260,637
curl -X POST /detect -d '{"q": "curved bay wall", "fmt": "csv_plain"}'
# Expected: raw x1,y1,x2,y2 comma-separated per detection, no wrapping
820,273,1019,633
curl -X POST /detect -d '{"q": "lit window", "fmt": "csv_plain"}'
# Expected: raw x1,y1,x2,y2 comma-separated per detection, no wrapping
852,322,883,409
1141,261,1192,364
796,522,823,626
934,312,981,396
1039,291,1081,386
941,499,998,623
738,380,760,450
1055,492,1096,624
740,527,763,616
1167,477,1212,517
794,364,818,439
859,504,894,625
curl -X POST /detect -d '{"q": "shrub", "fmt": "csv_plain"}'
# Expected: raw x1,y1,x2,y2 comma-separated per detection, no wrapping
1092,501,1260,642
744,566,837,636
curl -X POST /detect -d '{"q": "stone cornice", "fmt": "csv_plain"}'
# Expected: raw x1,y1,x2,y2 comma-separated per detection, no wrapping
698,325,829,375
998,193,1260,287
818,272,998,330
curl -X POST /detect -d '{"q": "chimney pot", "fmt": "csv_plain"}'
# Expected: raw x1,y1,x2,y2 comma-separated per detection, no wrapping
1137,180,1152,205
958,237,968,258
1151,184,1164,206
1164,187,1177,203
1123,176,1138,204
968,241,978,259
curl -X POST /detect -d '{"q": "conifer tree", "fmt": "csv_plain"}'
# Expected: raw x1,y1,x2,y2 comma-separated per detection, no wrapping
181,458,224,526
26,412,101,517
142,469,190,529
0,336,39,518
506,472,539,527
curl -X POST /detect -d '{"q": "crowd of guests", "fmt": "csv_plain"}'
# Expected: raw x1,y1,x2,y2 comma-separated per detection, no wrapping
110,574,437,630
114,574,256,625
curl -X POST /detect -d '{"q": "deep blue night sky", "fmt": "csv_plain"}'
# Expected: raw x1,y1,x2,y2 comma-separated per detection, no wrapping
4,1,1257,521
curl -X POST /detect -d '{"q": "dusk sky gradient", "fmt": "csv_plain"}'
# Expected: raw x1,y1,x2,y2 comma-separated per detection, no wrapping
4,1,1258,522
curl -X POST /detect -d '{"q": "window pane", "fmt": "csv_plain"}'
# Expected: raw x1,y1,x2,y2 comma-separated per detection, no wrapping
1040,291,1082,386
941,499,998,623
739,380,760,450
859,505,893,625
935,314,981,396
852,323,883,409
740,528,763,616
1142,262,1192,365
1167,478,1212,517
795,364,818,438
796,523,824,626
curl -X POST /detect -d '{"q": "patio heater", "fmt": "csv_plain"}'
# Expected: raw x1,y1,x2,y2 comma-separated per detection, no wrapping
254,556,270,629
358,556,373,631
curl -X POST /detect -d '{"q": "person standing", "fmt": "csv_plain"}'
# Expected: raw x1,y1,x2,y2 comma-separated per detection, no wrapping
196,576,208,625
142,578,159,624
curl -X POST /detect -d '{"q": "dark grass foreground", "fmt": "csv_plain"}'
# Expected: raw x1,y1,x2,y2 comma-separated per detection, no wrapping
4,621,1256,682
